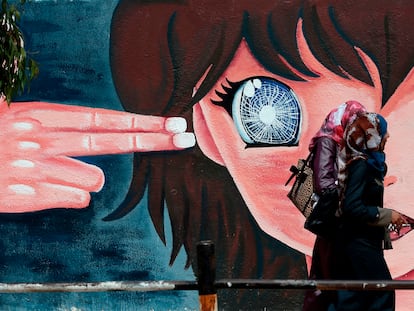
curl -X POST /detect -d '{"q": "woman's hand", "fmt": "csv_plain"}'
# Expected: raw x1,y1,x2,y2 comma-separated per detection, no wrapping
391,210,408,228
0,99,195,212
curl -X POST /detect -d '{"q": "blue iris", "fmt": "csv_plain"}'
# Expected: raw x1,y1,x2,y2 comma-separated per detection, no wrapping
232,77,302,146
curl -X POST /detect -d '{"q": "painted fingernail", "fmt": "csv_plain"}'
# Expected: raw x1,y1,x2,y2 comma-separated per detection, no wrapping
165,117,187,133
173,132,196,148
13,122,33,130
11,160,35,168
8,184,35,195
19,141,40,150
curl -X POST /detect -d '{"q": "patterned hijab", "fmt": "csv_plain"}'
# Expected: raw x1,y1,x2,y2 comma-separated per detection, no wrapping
338,112,388,197
309,100,366,151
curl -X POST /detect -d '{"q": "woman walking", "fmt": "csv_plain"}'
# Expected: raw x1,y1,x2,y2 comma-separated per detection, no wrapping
333,113,407,311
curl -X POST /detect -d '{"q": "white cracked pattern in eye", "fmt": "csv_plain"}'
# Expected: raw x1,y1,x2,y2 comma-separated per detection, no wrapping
232,77,302,145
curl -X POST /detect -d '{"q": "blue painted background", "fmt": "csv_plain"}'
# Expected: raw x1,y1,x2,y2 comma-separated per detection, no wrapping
2,1,197,310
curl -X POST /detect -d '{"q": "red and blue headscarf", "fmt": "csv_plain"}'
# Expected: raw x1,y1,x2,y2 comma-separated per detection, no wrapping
338,112,389,199
309,100,366,151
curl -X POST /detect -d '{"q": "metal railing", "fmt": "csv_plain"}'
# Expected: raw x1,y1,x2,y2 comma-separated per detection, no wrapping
1,240,414,311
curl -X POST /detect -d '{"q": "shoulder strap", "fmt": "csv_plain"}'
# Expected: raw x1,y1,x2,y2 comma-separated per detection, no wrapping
284,150,313,186
303,149,314,165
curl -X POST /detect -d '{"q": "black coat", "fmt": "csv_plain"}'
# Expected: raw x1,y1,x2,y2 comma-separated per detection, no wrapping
334,159,395,311
341,159,386,248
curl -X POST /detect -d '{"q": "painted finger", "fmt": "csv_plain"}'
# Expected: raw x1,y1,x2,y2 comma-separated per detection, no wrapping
2,130,194,158
0,118,42,141
9,101,187,133
0,182,91,213
43,132,196,156
1,156,104,192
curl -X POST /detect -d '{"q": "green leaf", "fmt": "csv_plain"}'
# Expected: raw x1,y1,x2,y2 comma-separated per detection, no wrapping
0,0,38,104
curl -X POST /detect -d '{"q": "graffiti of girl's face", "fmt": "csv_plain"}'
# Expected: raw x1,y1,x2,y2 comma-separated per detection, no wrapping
193,20,414,285
193,23,379,256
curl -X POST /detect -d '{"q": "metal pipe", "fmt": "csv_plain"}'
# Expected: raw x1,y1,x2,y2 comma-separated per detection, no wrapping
216,279,414,291
0,279,413,294
197,240,218,311
0,281,197,293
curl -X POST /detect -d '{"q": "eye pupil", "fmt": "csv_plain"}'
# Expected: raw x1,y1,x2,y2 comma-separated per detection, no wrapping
232,77,301,146
259,105,276,125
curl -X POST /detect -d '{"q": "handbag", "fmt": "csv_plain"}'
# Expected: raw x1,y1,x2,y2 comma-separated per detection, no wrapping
286,150,340,236
285,152,316,218
304,188,338,236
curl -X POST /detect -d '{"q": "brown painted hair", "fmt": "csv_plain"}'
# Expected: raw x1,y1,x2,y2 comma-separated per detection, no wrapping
107,1,414,307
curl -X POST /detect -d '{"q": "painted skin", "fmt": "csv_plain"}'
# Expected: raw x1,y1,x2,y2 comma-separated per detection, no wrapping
0,100,195,212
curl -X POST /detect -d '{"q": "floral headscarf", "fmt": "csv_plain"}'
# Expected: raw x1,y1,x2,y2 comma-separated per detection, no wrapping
338,112,388,200
309,100,366,151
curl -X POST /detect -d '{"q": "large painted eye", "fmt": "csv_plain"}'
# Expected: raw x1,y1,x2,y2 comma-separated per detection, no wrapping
232,77,302,146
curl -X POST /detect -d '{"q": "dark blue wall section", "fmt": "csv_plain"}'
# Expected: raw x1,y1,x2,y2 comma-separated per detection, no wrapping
2,1,197,310
18,0,120,109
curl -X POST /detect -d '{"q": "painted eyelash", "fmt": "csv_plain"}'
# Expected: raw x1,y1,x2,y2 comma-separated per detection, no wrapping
210,78,243,116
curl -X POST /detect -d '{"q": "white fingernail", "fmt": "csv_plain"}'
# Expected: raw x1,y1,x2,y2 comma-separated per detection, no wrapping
19,141,40,150
11,160,35,168
13,122,33,130
173,132,196,148
8,184,35,195
165,117,187,133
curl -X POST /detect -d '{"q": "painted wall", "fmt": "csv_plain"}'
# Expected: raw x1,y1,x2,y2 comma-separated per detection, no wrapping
1,0,414,310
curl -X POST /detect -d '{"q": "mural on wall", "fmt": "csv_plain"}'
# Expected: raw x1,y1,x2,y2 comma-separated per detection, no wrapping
1,0,414,310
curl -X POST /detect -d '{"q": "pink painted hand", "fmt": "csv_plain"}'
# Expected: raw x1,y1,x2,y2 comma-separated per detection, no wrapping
0,99,196,212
